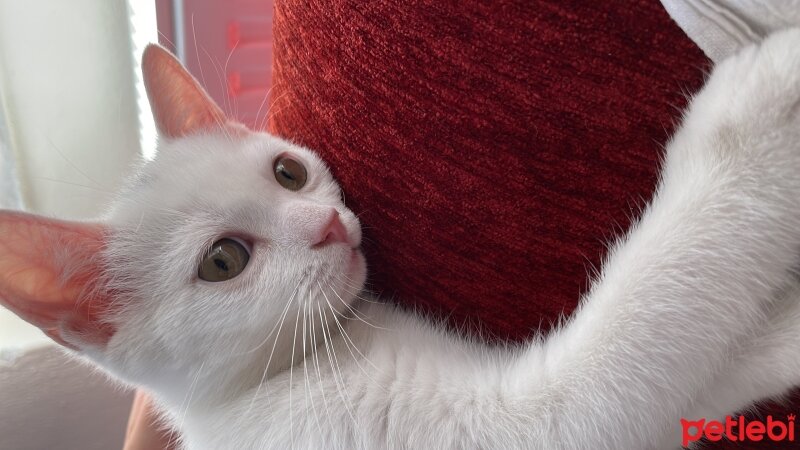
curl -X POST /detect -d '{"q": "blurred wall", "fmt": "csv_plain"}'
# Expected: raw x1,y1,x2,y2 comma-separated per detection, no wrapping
0,346,133,450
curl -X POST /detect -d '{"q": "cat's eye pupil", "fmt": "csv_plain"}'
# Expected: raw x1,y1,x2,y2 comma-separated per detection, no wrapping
279,168,294,180
198,238,250,282
274,156,307,191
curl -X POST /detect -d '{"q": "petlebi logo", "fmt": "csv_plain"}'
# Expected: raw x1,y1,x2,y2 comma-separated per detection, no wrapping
681,414,796,446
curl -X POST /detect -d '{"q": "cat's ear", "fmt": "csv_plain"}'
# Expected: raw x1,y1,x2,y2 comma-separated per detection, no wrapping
142,44,229,138
0,211,115,350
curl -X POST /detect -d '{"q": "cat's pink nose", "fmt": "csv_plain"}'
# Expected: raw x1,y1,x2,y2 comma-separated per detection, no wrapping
313,210,349,247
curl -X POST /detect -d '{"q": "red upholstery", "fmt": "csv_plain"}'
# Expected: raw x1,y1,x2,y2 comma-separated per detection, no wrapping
268,1,799,447
269,0,705,338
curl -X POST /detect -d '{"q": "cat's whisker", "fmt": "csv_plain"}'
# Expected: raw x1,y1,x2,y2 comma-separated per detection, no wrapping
252,85,276,132
310,299,340,444
341,286,379,303
171,360,206,448
260,89,291,132
318,303,358,428
334,298,376,325
328,317,382,384
235,279,301,356
189,14,209,107
200,46,234,130
336,278,377,300
339,290,382,306
288,304,302,450
308,296,333,440
32,176,115,196
318,282,383,385
257,81,286,129
301,295,324,438
156,29,176,50
134,212,145,234
221,42,237,110
223,42,245,126
329,284,388,330
96,192,198,225
45,136,109,190
117,196,190,218
339,277,382,304
189,16,236,144
259,90,292,131
245,273,306,415
357,235,377,246
202,45,241,133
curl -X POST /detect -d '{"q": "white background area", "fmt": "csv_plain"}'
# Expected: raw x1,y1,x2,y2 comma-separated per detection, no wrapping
0,0,157,448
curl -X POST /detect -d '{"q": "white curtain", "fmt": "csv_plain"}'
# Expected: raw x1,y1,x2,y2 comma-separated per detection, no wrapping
0,0,145,220
0,3,155,448
0,94,22,211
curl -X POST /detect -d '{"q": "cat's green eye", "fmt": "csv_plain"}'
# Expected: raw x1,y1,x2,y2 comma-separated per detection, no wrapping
273,156,307,191
198,238,250,282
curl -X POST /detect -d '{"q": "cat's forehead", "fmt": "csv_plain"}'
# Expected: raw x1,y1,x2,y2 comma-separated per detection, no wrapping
158,131,331,189
153,131,329,183
111,130,341,224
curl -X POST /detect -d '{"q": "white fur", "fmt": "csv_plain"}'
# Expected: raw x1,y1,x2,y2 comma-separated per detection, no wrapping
74,29,800,449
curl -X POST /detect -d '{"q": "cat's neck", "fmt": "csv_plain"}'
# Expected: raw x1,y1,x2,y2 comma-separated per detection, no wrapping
166,300,397,448
153,299,377,411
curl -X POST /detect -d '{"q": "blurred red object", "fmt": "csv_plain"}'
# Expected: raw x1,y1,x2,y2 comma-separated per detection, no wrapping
158,0,274,129
268,0,707,340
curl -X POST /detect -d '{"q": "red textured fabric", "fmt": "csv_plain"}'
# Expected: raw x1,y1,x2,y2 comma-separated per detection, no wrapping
269,0,704,338
268,1,800,448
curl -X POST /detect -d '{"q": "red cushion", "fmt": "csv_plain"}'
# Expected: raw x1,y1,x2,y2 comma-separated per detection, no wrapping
268,1,798,447
269,0,705,338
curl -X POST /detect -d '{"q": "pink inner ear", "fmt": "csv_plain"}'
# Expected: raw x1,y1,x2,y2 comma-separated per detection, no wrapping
142,44,231,139
0,211,115,350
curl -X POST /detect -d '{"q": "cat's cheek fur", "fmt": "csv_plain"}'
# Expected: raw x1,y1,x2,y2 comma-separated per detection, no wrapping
74,127,366,410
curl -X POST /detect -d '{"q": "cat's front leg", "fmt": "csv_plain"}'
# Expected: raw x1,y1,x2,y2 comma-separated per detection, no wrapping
527,28,800,449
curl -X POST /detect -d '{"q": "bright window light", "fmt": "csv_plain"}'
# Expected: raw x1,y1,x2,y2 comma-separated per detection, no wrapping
128,0,159,160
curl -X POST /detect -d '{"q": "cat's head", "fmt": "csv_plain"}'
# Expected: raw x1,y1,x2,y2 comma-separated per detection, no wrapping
0,45,365,398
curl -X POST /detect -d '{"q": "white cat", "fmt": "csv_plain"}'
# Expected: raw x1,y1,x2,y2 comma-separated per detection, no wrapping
1,28,800,450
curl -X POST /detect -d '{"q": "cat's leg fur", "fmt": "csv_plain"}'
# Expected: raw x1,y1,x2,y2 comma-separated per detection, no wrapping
652,28,800,448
